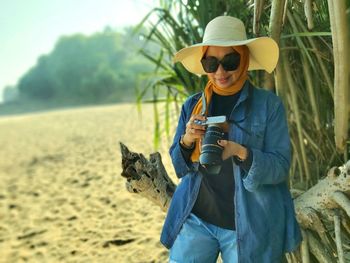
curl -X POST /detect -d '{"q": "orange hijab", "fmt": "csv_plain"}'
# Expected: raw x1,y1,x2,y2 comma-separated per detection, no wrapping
190,45,249,162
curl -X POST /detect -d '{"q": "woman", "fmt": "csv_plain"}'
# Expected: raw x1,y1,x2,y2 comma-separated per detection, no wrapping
160,16,302,263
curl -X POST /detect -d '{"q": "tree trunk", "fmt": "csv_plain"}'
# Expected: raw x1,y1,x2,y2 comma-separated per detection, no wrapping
268,0,286,97
327,0,350,153
119,142,350,262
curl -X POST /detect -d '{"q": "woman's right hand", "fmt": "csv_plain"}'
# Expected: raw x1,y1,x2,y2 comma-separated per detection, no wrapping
181,114,207,147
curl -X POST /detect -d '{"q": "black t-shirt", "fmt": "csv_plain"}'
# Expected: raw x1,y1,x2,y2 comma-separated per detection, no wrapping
192,92,239,229
180,90,252,230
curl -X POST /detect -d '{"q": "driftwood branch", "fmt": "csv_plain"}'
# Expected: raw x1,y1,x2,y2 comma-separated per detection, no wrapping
307,231,334,263
120,142,176,211
332,191,350,218
294,163,350,226
334,211,345,263
300,230,310,263
119,142,350,262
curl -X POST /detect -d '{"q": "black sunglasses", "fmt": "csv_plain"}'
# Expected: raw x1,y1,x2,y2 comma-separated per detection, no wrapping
201,52,241,73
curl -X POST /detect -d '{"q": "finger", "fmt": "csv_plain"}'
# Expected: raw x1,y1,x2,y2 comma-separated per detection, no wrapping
186,122,206,131
217,139,227,146
191,114,206,120
193,124,206,130
193,128,205,136
189,115,207,124
222,153,230,161
188,129,205,140
186,123,194,132
187,127,195,135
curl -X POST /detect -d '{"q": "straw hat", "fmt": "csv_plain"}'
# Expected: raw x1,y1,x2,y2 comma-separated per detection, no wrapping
173,16,279,74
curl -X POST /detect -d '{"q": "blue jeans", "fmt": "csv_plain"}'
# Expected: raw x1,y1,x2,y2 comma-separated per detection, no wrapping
169,213,238,263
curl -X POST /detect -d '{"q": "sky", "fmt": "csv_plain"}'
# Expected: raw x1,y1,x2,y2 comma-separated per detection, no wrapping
0,0,157,102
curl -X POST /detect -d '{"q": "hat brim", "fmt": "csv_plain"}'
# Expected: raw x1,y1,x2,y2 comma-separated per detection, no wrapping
173,37,279,74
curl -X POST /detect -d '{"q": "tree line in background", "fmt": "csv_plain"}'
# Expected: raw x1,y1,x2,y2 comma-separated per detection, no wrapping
2,26,155,108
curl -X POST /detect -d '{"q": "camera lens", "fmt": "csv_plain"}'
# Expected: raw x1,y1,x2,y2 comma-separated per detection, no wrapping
199,124,224,174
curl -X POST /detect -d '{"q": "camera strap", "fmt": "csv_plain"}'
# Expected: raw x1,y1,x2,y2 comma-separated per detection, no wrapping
201,91,207,116
227,82,254,136
200,82,255,136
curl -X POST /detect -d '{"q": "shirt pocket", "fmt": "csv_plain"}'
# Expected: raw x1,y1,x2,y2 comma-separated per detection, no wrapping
246,121,265,150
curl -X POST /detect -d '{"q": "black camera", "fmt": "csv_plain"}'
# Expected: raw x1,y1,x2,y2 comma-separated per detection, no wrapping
196,116,226,174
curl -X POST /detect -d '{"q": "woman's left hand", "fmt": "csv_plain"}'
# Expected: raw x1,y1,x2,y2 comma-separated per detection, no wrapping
217,139,248,161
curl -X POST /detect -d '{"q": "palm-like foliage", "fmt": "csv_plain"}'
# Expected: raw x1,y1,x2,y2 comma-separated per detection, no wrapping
136,0,348,180
134,1,349,261
279,1,340,187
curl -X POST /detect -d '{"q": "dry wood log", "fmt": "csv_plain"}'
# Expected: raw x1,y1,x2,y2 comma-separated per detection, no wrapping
300,230,310,263
294,163,350,227
334,211,345,263
120,142,176,212
119,142,350,262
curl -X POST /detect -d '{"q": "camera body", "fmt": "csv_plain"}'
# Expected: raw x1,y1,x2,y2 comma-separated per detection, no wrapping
194,115,226,126
196,115,227,174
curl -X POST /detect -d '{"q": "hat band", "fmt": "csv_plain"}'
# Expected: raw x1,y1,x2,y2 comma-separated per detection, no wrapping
202,37,248,44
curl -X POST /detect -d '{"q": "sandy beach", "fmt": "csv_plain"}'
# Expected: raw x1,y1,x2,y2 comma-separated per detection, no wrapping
0,103,178,263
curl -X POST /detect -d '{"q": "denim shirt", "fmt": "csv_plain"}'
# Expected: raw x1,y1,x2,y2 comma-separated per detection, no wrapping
160,81,302,262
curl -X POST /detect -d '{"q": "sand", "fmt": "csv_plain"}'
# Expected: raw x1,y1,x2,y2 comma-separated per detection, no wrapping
0,103,178,263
